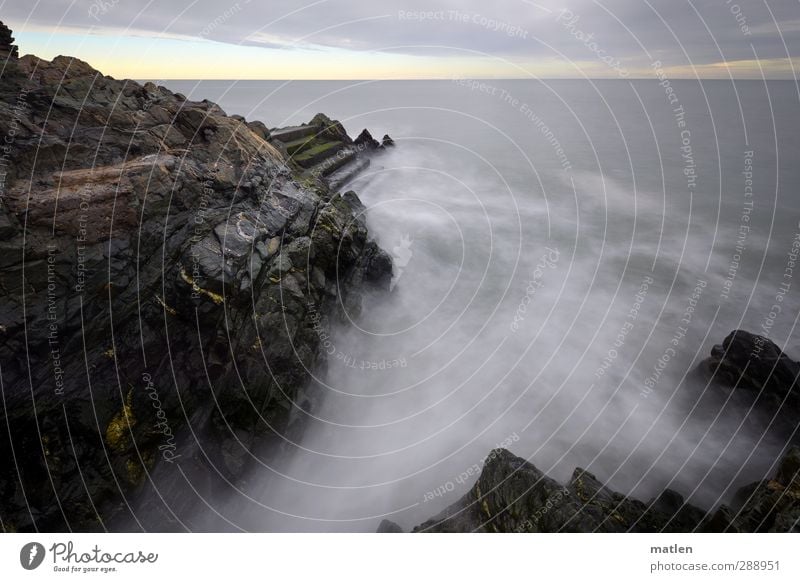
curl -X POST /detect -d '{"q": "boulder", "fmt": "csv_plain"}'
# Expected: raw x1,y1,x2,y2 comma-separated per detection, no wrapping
699,329,799,405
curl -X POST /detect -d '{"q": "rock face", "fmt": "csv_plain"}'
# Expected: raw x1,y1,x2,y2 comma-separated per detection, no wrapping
0,53,390,531
412,447,800,533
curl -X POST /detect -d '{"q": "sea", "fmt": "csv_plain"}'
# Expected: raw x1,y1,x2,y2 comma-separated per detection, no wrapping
141,78,800,531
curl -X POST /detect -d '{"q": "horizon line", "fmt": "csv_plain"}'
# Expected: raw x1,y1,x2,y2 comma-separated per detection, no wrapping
139,77,800,82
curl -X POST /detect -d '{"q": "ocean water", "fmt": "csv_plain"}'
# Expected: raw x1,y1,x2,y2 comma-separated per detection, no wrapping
155,79,800,531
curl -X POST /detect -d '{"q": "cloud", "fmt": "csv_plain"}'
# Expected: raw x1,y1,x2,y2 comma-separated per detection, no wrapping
4,0,800,78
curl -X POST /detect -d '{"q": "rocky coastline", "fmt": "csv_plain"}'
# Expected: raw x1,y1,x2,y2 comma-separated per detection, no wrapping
0,33,797,533
389,329,799,533
0,40,391,531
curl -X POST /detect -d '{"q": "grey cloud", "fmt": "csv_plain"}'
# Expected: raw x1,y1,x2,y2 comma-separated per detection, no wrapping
5,0,800,71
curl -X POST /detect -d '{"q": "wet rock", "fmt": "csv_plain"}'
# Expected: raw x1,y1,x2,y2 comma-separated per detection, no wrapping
697,329,799,438
413,448,707,533
354,129,381,150
703,447,800,532
699,330,799,405
415,447,800,533
0,50,392,532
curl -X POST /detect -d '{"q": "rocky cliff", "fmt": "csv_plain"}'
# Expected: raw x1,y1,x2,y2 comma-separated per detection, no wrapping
0,49,391,531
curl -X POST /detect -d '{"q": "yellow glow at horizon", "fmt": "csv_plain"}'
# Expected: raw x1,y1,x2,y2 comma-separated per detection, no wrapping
11,24,798,80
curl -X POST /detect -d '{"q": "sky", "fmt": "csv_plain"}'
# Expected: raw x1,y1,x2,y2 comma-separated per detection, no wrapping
3,0,800,79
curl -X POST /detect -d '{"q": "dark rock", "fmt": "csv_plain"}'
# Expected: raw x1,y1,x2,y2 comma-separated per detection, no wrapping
354,129,381,150
376,519,403,533
246,120,270,141
647,489,707,532
308,113,351,144
699,330,799,404
269,116,385,190
0,206,18,239
0,21,19,59
0,51,392,532
413,448,707,532
703,447,800,532
381,134,395,147
414,447,800,533
697,329,799,438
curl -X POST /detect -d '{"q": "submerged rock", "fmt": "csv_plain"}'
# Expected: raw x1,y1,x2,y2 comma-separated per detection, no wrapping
696,329,799,438
0,52,391,531
699,329,799,406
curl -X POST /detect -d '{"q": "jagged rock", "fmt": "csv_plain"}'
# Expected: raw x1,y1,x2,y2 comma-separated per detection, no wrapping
413,448,707,532
381,134,395,147
268,114,388,189
308,113,352,144
703,447,800,532
414,447,800,533
354,129,381,150
0,52,391,532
